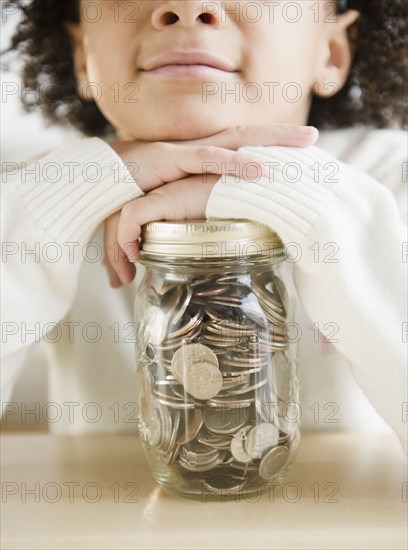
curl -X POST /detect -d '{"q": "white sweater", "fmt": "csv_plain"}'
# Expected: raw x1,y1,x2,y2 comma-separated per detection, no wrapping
1,126,407,452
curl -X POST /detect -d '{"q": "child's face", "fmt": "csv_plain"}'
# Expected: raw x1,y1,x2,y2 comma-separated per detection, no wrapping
69,1,358,140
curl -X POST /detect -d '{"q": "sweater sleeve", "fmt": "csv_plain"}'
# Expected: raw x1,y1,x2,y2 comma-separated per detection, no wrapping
205,142,408,452
1,137,144,365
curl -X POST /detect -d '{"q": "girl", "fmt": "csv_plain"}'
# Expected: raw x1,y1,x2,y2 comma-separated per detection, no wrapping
1,1,407,450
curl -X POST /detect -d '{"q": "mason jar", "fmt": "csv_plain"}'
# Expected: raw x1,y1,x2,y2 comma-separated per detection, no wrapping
134,219,300,500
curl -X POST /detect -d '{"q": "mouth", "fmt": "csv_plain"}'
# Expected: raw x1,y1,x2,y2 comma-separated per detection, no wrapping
141,51,237,75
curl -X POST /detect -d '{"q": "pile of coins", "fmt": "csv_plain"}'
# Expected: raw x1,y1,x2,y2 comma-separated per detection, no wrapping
136,268,298,496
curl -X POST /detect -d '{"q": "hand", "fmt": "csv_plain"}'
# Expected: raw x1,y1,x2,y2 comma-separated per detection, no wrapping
104,124,319,287
108,123,319,193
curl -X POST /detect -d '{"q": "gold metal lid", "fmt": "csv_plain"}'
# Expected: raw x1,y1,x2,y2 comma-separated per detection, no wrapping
140,219,283,259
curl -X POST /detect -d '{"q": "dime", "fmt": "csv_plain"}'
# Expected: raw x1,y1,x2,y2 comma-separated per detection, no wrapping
183,361,223,400
244,423,280,459
259,445,289,480
171,343,219,383
230,426,253,463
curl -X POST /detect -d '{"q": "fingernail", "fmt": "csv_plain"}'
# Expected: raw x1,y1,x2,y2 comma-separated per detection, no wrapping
300,126,318,135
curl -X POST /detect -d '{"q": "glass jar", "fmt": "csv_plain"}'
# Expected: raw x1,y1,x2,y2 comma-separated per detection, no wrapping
134,219,300,500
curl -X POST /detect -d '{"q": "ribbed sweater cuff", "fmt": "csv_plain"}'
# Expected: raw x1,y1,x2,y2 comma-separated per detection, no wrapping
8,137,144,245
205,145,348,247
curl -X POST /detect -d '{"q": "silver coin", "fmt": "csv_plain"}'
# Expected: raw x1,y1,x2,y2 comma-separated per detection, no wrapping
223,378,268,397
167,306,204,340
259,445,289,480
171,343,219,383
164,409,180,457
145,407,161,447
204,409,247,435
197,432,232,450
221,374,251,390
156,397,196,410
201,476,247,496
195,285,229,297
244,422,280,459
230,426,253,463
143,306,168,346
170,285,193,325
157,404,172,451
183,361,223,400
207,395,255,408
161,285,183,318
176,408,204,445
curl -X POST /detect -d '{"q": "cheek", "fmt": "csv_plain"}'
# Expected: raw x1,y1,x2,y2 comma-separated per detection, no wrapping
82,34,136,117
242,11,323,85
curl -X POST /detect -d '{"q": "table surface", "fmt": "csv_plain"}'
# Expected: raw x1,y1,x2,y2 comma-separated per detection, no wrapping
1,431,407,550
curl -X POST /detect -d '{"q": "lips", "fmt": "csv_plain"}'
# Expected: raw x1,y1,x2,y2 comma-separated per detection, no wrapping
141,51,236,72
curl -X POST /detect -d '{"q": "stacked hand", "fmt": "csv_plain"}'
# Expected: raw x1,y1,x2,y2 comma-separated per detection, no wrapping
103,124,319,287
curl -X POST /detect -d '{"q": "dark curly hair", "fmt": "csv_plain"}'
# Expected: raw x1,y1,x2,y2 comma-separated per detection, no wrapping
1,0,407,137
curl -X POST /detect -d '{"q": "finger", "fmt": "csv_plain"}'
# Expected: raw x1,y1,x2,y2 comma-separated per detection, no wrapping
103,256,122,288
117,195,167,262
139,143,267,189
167,124,319,149
110,141,267,193
169,145,271,181
104,213,137,284
117,176,217,261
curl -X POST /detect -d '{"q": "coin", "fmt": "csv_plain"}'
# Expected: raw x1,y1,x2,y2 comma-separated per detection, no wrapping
177,408,204,445
145,407,161,447
161,285,183,318
201,476,247,496
170,285,193,325
143,305,168,346
259,445,289,480
183,361,223,400
244,422,280,459
136,264,298,492
204,409,247,435
197,432,232,450
230,426,253,463
171,343,219,383
164,307,204,340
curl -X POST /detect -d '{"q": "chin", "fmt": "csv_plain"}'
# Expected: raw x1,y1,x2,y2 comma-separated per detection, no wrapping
129,115,233,141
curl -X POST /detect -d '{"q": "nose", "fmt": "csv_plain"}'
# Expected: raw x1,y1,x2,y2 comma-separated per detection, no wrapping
151,0,226,29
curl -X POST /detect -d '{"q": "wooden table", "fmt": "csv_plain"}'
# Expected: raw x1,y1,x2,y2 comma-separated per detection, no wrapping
1,432,407,549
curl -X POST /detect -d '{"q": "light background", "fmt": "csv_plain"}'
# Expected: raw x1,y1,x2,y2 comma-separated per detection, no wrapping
2,9,81,429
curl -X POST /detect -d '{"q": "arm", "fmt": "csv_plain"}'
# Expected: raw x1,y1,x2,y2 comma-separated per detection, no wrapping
1,125,312,409
1,137,144,394
205,141,408,452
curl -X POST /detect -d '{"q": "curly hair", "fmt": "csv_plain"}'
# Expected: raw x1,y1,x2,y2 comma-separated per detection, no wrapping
1,0,407,138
